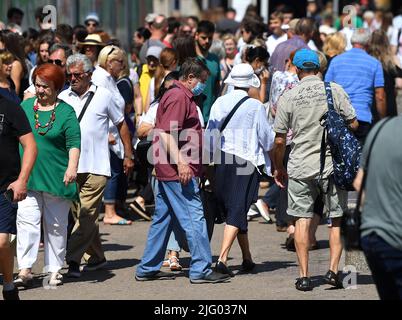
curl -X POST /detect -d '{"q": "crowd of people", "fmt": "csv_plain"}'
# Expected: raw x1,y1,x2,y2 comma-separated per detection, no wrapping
1,0,402,300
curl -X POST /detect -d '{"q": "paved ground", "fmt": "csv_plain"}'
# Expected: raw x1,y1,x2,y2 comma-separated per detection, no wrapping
3,192,378,301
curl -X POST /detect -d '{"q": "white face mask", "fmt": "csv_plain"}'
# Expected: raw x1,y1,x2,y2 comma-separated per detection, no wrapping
255,66,264,75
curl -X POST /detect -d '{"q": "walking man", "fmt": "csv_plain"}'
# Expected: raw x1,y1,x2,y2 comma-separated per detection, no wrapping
59,54,134,277
0,96,37,300
135,58,230,284
273,49,358,291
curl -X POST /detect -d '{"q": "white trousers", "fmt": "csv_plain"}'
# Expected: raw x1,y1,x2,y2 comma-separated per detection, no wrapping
17,191,71,273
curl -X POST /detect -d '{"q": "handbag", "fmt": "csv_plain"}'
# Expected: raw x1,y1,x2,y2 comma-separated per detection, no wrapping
341,117,391,250
135,137,153,168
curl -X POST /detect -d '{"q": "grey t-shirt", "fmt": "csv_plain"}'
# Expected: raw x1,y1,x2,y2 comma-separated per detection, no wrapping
360,116,402,250
274,75,356,180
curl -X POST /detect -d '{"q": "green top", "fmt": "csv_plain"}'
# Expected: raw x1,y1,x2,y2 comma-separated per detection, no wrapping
198,53,221,124
20,98,81,201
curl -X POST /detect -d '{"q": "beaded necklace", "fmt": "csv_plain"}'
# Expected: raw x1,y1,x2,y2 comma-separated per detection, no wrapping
33,100,57,136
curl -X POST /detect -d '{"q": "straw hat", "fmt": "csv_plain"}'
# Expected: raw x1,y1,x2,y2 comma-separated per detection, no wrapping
78,34,105,47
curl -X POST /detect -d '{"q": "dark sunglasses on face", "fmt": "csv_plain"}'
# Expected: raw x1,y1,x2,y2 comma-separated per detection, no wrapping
86,22,97,27
48,59,64,67
67,72,87,80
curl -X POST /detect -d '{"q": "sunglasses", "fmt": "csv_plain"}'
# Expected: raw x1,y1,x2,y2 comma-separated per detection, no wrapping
48,59,64,67
67,72,87,80
86,22,98,27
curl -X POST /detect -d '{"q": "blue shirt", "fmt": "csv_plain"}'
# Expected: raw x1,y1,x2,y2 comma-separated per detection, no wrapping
325,48,384,123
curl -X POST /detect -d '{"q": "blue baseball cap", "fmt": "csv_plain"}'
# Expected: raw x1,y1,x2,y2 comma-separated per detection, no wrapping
293,49,320,70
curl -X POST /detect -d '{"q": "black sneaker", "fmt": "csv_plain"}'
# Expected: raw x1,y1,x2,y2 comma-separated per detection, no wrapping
285,235,296,252
295,277,313,291
241,259,256,272
324,270,344,289
190,271,231,284
2,287,20,300
135,271,176,281
82,258,108,272
66,261,81,278
214,261,235,277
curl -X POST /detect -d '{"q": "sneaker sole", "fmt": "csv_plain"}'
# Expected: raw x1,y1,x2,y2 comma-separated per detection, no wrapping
135,275,176,281
190,277,231,284
129,203,152,221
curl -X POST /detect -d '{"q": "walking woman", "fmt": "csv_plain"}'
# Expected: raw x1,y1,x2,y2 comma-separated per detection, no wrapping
15,63,81,287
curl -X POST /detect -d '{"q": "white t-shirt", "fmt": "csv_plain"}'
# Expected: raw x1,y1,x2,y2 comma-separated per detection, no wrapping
266,33,288,56
59,85,124,176
92,66,126,159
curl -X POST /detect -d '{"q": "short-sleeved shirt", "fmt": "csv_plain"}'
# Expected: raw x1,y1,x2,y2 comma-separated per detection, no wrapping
154,80,203,181
269,35,309,73
0,97,32,193
274,75,356,180
360,117,402,250
20,98,81,200
59,84,124,177
198,53,221,124
325,48,384,124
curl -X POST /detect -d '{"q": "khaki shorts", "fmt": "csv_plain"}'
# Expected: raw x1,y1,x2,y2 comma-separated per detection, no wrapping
287,178,347,219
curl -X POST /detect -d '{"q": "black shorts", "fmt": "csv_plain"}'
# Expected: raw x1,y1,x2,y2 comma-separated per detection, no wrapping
0,193,17,234
214,152,259,234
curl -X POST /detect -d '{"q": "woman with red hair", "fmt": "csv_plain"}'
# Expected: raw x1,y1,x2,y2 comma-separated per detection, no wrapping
14,63,81,288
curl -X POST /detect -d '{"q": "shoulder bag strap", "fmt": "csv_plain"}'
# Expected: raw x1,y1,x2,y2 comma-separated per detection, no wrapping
318,82,334,179
78,86,97,123
355,117,391,211
219,96,250,133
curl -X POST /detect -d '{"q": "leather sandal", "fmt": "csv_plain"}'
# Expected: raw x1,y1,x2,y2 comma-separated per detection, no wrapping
324,270,343,289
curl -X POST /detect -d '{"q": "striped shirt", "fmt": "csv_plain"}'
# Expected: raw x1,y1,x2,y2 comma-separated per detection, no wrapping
325,48,384,123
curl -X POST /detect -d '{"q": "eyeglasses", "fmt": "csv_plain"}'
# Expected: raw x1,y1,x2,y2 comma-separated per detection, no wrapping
67,72,87,80
48,59,64,67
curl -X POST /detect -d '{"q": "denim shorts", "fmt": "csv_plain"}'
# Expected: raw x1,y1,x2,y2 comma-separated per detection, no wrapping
0,193,18,234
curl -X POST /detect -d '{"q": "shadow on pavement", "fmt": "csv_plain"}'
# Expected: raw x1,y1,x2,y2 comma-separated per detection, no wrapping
103,243,134,252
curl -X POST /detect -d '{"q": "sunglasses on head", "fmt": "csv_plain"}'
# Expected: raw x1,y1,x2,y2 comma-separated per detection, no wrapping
48,59,64,67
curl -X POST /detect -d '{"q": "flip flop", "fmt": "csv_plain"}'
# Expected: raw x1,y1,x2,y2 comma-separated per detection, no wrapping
104,218,132,226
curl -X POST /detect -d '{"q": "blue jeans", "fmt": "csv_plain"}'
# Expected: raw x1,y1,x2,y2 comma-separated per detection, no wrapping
103,151,128,203
150,176,186,253
361,233,402,300
136,178,212,280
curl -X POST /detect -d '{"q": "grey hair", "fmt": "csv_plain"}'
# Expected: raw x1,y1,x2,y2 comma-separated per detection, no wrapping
49,43,73,58
66,53,93,73
209,40,226,60
351,28,371,46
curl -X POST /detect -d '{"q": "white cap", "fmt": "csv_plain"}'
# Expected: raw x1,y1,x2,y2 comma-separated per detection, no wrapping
146,46,163,59
145,13,158,24
85,12,100,24
281,24,290,31
224,63,260,89
319,25,336,35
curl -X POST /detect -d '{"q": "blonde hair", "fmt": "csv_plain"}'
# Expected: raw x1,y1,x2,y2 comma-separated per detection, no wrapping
0,50,14,70
118,54,130,79
222,33,237,46
316,50,328,74
323,32,346,58
97,45,124,69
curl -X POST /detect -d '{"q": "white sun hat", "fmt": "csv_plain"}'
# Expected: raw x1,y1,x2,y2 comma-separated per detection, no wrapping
224,63,260,89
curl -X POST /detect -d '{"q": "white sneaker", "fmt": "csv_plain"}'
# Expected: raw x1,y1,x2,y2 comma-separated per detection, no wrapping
247,205,260,221
48,272,63,286
255,199,272,223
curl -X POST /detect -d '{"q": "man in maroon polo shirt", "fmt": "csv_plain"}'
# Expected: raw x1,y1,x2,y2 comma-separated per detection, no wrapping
135,58,231,284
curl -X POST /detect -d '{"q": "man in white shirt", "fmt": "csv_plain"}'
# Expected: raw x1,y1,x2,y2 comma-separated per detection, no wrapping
266,11,288,56
205,63,274,277
59,54,134,278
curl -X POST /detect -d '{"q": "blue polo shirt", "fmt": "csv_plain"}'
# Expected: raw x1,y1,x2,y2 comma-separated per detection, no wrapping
325,48,384,123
